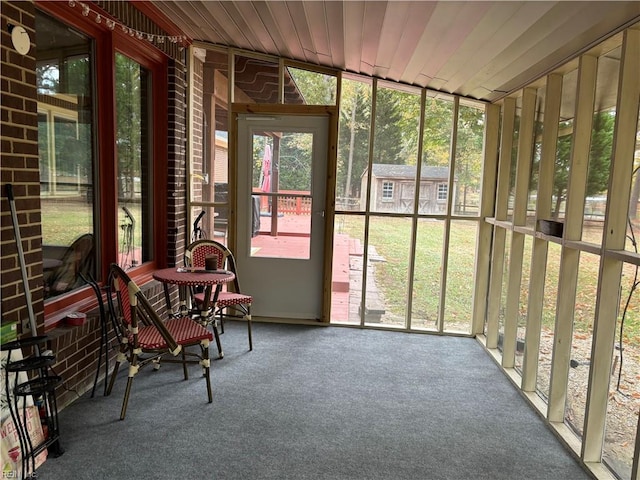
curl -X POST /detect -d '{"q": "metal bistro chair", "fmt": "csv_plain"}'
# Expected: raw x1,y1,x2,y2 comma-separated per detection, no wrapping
105,263,214,420
184,239,253,352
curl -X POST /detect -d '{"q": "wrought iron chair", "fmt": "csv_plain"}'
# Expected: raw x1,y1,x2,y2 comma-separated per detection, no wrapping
184,239,253,352
105,263,214,420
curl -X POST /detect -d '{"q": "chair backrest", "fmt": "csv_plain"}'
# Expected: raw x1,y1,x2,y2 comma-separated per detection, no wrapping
184,239,241,292
49,233,95,294
108,263,180,353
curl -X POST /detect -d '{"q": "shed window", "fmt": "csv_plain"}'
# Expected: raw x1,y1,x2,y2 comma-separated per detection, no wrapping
437,183,448,201
382,181,394,201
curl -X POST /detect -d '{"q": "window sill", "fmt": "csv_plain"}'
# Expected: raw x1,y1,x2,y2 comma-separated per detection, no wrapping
44,264,161,331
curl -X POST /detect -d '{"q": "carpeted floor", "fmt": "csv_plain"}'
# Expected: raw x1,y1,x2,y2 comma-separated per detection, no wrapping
36,322,592,480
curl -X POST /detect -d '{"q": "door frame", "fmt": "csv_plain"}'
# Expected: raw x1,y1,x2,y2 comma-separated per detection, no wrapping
230,103,339,323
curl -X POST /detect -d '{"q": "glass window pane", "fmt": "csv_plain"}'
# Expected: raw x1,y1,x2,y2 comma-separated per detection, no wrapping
507,95,522,221
36,11,96,299
331,214,365,324
337,77,372,212
453,101,485,217
420,92,453,215
285,66,337,105
602,260,640,480
250,132,313,259
625,93,640,253
537,242,562,399
370,85,421,214
443,220,478,334
515,235,534,371
528,88,545,229
583,46,621,244
564,252,598,438
552,68,579,222
498,230,513,352
411,219,445,331
116,53,152,268
190,49,230,245
234,55,279,103
364,216,411,328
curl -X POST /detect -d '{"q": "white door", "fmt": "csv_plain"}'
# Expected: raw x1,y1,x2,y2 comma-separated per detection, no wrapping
236,114,328,320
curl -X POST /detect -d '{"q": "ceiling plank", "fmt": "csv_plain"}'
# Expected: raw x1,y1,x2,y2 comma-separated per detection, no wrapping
251,1,293,58
149,0,640,103
420,2,493,81
373,1,413,79
325,1,346,69
476,2,640,101
302,1,333,66
263,1,306,61
342,1,366,74
360,1,387,77
198,1,254,51
459,2,607,98
286,1,319,65
401,2,468,86
435,2,554,93
387,1,437,82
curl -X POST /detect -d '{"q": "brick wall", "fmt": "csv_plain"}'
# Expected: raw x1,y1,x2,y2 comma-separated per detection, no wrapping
1,0,188,412
1,1,43,336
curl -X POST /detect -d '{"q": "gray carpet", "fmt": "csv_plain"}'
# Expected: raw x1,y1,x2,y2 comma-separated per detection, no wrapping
36,322,591,480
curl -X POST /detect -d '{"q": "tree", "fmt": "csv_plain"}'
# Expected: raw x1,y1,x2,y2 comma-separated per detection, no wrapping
337,79,371,200
372,87,407,165
115,53,143,200
549,111,615,219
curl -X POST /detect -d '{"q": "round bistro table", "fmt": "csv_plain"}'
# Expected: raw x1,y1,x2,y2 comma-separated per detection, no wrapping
152,267,235,358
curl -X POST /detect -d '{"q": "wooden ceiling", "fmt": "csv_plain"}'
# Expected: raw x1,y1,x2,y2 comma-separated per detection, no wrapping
151,1,640,103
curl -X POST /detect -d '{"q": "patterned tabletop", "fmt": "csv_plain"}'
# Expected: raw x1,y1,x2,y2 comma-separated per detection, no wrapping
152,267,235,286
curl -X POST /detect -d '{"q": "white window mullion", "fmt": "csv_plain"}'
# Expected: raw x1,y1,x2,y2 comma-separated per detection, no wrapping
522,73,563,392
486,97,516,349
472,103,500,335
583,27,640,464
503,87,537,368
548,54,598,423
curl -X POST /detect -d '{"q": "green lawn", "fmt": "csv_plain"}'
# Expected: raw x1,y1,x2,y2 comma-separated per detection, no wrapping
41,201,640,346
337,215,640,346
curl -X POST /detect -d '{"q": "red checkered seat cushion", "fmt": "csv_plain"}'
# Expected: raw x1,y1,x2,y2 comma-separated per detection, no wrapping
194,291,252,309
134,316,213,350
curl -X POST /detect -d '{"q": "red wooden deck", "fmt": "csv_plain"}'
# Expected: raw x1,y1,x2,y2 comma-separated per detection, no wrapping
251,213,358,322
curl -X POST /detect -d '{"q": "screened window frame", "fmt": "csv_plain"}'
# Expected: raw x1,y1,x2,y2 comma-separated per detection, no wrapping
37,2,169,327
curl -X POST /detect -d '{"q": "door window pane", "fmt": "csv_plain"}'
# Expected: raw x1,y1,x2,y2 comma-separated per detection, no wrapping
250,132,313,259
116,53,152,268
36,11,96,299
